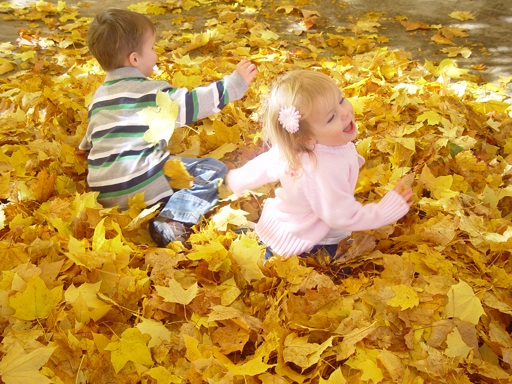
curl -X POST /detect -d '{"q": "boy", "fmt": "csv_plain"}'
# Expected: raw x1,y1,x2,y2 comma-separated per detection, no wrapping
79,9,258,246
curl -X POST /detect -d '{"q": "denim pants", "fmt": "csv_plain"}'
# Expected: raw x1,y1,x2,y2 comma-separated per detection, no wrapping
158,157,227,224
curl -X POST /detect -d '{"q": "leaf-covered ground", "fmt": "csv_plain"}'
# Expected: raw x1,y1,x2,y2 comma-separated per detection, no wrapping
0,1,512,383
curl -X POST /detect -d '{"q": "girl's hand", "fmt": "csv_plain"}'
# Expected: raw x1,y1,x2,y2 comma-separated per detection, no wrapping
394,182,414,207
236,59,258,86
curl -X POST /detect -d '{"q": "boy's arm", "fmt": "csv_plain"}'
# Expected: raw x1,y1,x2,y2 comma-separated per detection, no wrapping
170,60,257,126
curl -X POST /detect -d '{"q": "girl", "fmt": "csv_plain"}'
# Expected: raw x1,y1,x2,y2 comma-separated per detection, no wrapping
226,70,413,259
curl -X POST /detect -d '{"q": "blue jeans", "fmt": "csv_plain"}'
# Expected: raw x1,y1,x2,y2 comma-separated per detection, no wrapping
158,157,227,224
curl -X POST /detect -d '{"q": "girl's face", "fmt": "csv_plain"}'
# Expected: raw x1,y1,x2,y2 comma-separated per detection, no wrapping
135,30,157,77
305,91,357,146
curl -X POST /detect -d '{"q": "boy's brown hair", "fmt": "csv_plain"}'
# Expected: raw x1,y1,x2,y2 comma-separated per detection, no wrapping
87,9,156,72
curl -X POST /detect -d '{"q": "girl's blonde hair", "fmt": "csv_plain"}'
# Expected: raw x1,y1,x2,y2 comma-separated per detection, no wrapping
261,70,342,173
87,9,156,72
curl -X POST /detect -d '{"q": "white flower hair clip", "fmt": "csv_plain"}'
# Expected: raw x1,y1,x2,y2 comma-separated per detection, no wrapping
278,106,301,134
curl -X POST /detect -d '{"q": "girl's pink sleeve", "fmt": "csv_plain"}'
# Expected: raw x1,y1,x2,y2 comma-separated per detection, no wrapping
226,147,280,196
306,172,410,231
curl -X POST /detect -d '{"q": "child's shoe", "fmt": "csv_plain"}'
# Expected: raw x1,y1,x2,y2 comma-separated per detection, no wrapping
149,217,192,247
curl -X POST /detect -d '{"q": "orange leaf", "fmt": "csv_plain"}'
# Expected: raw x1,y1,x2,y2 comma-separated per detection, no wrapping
30,169,56,203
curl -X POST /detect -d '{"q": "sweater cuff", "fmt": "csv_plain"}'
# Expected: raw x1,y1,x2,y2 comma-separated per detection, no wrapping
226,169,246,196
376,190,410,226
224,70,249,102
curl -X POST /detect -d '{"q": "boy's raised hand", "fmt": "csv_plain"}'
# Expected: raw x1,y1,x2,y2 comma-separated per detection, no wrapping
236,59,258,86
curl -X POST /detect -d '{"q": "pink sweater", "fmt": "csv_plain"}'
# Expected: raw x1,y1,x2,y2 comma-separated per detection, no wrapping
226,143,410,257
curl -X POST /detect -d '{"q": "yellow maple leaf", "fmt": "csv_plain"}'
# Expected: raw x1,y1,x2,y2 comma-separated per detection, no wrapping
14,51,36,61
487,265,512,289
187,241,230,272
105,328,153,373
441,47,472,58
424,58,469,78
221,277,242,306
259,29,280,42
229,236,265,283
441,26,469,39
205,142,238,160
128,192,148,211
172,70,203,90
273,256,314,284
445,280,485,325
283,333,334,369
444,328,473,358
65,282,111,323
92,218,132,255
467,100,511,114
139,90,179,145
283,333,320,368
431,33,453,45
0,207,4,230
182,334,203,362
377,350,405,382
124,203,160,231
417,111,442,126
448,11,476,21
163,159,194,189
349,20,380,34
136,318,171,348
147,366,181,384
71,293,111,324
419,214,459,247
181,33,210,53
277,5,296,14
181,0,200,11
128,3,166,15
0,343,56,384
455,151,488,172
400,20,431,31
30,169,56,203
203,119,240,144
9,274,62,321
230,357,275,377
387,284,419,310
0,58,15,75
319,367,347,384
420,166,459,200
155,279,198,305
211,205,249,231
359,360,384,383
346,348,384,384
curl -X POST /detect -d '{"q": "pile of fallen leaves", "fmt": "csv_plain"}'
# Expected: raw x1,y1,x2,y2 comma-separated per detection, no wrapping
0,1,511,383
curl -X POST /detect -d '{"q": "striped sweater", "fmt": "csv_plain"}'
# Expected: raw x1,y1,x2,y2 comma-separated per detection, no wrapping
79,67,248,209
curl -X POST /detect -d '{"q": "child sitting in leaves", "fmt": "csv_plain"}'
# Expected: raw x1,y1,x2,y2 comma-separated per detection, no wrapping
227,70,413,261
78,9,257,247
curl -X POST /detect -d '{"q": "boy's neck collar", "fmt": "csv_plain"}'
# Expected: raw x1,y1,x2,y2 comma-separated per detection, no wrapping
104,67,146,82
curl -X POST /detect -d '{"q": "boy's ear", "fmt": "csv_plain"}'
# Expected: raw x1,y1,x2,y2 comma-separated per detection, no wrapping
127,51,139,67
